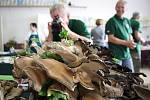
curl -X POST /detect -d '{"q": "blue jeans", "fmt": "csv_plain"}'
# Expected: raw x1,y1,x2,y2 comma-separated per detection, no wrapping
113,58,134,72
118,58,134,72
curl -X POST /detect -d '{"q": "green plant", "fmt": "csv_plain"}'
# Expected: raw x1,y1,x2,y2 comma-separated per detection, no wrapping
59,28,68,40
5,40,17,48
40,51,63,62
59,28,74,46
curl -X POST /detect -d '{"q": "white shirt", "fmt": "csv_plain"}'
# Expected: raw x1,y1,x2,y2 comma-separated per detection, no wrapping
25,31,45,44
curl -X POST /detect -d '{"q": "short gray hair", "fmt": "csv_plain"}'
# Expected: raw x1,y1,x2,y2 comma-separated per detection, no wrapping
132,12,140,18
50,4,68,15
116,0,127,7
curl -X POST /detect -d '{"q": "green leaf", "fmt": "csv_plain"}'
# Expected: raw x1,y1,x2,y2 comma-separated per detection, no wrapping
31,37,40,43
17,49,32,56
40,51,63,62
59,28,68,39
47,89,68,100
66,40,74,46
39,80,68,100
38,80,54,96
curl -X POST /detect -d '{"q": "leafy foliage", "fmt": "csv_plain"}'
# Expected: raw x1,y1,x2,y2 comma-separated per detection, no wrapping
59,28,68,39
17,49,32,56
40,51,63,62
47,90,68,100
39,80,54,96
39,80,68,100
59,28,74,46
5,40,17,49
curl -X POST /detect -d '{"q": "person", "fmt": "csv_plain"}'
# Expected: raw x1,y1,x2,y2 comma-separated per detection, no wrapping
105,0,136,72
25,23,45,53
91,19,108,48
47,4,91,42
130,12,145,72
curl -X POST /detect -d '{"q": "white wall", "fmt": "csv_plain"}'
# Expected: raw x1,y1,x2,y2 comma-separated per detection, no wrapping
69,0,150,19
0,0,150,45
0,7,50,44
0,16,4,51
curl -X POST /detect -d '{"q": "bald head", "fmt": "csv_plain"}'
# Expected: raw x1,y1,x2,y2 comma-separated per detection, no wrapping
115,0,127,18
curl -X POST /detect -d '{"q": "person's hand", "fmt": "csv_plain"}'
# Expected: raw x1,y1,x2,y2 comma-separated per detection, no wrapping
140,37,146,44
46,22,53,42
126,40,136,49
127,35,136,49
30,41,37,47
48,22,52,32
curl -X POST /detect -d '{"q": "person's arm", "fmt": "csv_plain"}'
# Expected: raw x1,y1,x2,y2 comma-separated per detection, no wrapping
47,32,53,42
47,22,53,42
134,30,145,44
68,29,91,42
61,20,91,42
108,34,136,49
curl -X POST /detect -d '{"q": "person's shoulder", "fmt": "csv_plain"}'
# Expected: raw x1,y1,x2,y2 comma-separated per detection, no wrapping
106,16,115,25
130,18,139,24
91,27,96,32
70,19,83,23
25,32,31,41
130,18,135,23
27,31,32,35
107,15,117,21
69,19,87,29
69,19,85,24
69,19,82,22
107,17,113,21
130,18,133,22
132,19,139,24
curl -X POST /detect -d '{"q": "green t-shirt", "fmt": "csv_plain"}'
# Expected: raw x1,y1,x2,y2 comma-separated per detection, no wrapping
68,19,91,38
130,18,141,53
52,19,90,41
105,15,132,60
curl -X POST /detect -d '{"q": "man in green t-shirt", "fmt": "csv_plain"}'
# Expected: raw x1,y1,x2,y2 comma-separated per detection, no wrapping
105,0,136,72
47,4,91,42
130,12,145,72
